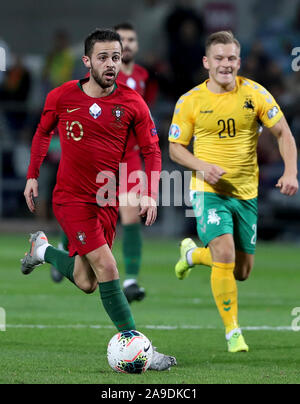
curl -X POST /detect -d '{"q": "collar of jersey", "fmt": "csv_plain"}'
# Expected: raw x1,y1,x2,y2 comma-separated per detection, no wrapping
77,78,118,97
203,77,239,96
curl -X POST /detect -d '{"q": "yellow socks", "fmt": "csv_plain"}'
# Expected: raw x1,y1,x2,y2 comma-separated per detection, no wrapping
187,248,239,337
190,247,213,267
210,262,238,334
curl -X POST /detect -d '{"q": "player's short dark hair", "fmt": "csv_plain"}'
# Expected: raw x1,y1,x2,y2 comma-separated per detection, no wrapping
113,22,135,32
205,31,240,55
84,28,123,57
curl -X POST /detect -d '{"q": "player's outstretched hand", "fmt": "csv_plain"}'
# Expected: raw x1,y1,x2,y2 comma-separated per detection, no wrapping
24,178,38,213
276,174,299,196
203,162,226,185
139,195,157,226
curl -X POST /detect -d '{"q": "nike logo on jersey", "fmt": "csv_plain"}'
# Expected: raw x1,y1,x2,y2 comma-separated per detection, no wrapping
67,108,81,113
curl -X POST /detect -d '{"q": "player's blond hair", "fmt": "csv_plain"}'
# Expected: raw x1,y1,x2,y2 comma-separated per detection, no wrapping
205,31,241,55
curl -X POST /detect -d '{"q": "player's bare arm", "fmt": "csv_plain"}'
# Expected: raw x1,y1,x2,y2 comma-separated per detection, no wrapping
269,116,299,196
169,142,226,185
24,178,39,213
137,142,161,227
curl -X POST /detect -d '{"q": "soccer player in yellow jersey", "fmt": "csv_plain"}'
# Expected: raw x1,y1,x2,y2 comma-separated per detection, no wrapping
169,31,299,353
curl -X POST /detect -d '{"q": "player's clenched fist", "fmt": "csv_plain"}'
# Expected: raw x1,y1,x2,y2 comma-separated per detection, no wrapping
276,174,299,196
202,162,226,185
24,178,38,213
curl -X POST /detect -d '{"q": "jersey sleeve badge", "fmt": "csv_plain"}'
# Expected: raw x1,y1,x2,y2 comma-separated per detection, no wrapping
267,106,279,119
168,123,181,140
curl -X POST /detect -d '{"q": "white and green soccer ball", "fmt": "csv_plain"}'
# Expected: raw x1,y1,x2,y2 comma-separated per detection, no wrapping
107,330,153,374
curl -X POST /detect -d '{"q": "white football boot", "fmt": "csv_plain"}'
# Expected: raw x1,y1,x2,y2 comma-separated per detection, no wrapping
148,346,177,371
21,231,49,275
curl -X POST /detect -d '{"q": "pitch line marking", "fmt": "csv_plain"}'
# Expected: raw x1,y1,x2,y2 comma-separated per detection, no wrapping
5,324,295,331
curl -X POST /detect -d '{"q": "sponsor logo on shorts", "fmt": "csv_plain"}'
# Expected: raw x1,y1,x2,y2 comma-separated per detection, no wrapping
169,124,181,140
207,209,221,225
151,128,157,136
267,106,279,119
76,231,87,245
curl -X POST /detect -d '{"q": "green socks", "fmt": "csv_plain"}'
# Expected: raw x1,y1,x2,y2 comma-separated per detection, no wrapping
45,246,75,283
122,223,142,280
99,279,136,331
45,246,135,331
61,231,69,251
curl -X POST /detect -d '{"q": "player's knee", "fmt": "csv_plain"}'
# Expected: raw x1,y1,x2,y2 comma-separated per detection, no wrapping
220,251,235,263
93,258,118,281
209,237,235,263
212,249,235,264
78,280,98,294
102,261,119,278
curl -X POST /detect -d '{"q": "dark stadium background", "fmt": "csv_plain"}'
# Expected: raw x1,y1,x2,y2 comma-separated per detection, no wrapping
0,0,299,241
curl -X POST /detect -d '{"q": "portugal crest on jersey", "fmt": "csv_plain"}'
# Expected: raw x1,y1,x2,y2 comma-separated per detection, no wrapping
112,105,125,122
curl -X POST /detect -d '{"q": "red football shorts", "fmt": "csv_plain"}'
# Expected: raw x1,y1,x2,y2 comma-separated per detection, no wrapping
53,203,118,257
119,147,143,195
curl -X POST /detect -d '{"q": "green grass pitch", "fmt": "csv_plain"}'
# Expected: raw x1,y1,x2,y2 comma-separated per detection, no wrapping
0,233,300,384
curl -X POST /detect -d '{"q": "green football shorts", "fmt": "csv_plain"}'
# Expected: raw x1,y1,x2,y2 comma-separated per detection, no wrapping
190,191,258,254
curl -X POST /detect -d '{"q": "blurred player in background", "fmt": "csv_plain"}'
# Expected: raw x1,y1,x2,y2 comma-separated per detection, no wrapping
22,28,176,370
169,31,298,353
114,22,157,304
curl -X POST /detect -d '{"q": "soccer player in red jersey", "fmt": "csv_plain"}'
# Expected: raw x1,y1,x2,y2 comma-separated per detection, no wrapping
114,23,158,303
50,24,158,297
21,29,176,370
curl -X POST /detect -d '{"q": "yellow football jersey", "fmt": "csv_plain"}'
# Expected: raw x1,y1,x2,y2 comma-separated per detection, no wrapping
169,76,283,200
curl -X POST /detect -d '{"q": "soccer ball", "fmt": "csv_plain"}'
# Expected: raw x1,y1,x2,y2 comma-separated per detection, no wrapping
107,330,153,374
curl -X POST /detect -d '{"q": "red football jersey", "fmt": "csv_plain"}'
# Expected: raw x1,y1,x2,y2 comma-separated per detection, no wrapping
117,64,149,98
86,65,156,156
27,79,161,204
118,65,150,156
